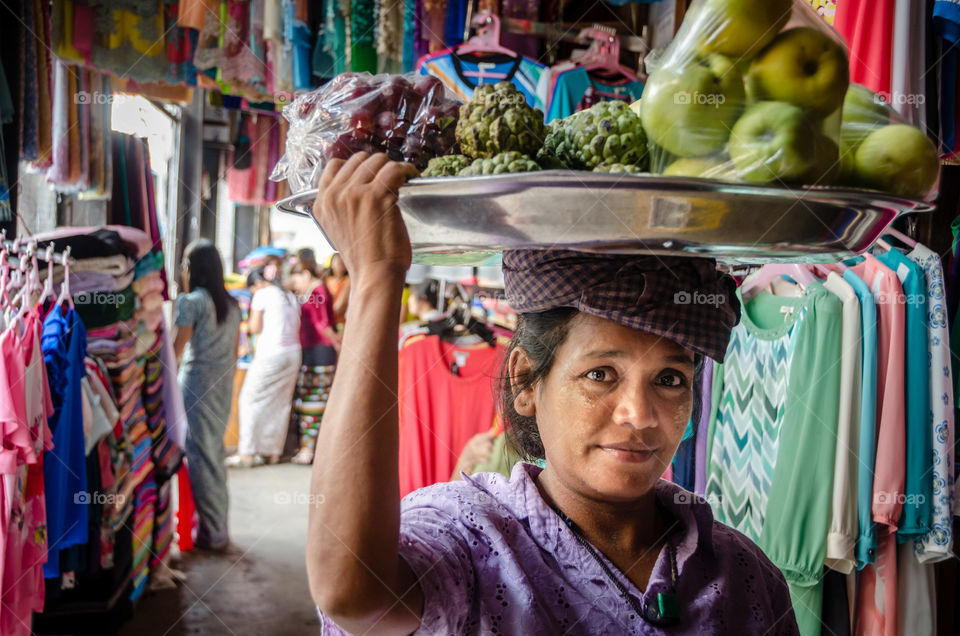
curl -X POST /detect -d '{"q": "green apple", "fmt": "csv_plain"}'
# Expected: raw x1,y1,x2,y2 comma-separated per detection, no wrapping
641,54,746,157
840,83,890,149
800,134,841,185
854,124,939,198
746,27,849,117
691,0,793,58
728,101,817,183
663,155,730,178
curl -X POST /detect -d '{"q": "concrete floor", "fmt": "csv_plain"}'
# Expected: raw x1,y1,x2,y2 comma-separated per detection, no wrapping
119,463,319,636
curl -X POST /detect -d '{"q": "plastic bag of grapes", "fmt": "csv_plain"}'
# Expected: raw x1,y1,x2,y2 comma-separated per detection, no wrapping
270,72,463,193
632,0,930,199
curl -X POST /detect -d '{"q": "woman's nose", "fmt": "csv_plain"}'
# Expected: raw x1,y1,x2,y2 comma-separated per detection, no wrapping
610,385,657,430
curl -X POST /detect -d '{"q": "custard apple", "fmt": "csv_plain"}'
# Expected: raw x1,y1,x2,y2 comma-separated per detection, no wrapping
456,82,546,159
458,152,542,175
543,101,648,170
422,154,472,177
593,163,645,174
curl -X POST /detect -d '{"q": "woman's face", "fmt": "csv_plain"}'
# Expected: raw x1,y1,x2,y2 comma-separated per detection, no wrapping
518,313,695,502
290,269,310,295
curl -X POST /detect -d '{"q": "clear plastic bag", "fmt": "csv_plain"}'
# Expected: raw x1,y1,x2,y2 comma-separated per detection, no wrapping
638,0,940,199
270,72,463,193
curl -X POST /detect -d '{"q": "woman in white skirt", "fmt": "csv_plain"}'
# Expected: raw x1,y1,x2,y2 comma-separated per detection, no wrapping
228,268,302,467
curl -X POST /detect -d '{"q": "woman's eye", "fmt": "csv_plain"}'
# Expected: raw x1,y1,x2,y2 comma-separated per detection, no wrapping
586,369,610,382
657,372,687,388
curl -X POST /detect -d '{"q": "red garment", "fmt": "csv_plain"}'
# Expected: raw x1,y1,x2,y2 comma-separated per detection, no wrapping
300,283,336,348
176,463,196,552
398,336,505,497
834,0,894,97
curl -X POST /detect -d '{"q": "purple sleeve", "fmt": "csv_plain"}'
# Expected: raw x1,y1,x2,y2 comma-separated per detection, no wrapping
315,503,475,636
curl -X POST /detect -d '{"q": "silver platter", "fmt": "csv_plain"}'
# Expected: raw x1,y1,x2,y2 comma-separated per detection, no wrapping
276,170,934,266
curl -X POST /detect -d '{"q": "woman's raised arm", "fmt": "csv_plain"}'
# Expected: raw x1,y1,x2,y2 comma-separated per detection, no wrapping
305,153,423,635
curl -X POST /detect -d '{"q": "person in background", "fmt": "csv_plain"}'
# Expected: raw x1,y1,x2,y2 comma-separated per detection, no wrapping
398,279,443,343
228,268,302,467
173,240,241,551
289,248,341,465
325,253,350,327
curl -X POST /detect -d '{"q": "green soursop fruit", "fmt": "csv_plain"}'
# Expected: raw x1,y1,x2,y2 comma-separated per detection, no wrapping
593,163,645,174
422,154,472,177
456,82,546,159
543,101,648,170
458,152,542,176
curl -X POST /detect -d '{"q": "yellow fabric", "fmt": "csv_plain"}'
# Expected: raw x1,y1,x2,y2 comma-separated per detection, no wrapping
55,0,84,62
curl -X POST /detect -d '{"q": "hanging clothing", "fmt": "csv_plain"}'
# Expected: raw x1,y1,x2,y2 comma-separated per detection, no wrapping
708,283,843,636
418,50,546,109
318,463,800,634
906,244,956,562
834,0,894,98
544,66,644,123
398,335,505,497
292,364,334,457
41,307,90,578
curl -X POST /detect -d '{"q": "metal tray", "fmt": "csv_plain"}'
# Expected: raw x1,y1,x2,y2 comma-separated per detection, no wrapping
276,170,934,265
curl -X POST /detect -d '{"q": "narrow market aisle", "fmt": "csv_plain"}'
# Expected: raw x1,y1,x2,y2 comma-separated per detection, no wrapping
119,464,318,635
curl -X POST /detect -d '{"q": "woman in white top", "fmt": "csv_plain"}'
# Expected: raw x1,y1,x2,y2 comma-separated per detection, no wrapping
228,268,303,467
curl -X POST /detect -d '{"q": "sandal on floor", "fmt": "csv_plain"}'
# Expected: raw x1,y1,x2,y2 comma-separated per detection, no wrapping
225,454,264,468
291,449,314,465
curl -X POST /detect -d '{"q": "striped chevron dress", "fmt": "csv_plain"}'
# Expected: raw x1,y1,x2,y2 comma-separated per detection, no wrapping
706,283,844,636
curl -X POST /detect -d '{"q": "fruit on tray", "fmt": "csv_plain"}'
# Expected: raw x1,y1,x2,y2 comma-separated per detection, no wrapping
853,124,940,198
640,54,746,157
746,27,849,117
801,133,841,185
691,0,793,58
593,163,645,174
543,101,648,169
728,101,816,183
662,155,729,178
422,154,473,177
458,151,542,175
456,82,546,159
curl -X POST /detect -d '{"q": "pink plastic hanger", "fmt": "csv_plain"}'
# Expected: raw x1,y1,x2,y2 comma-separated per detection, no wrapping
884,227,918,248
456,13,516,58
740,263,817,298
576,25,638,81
38,244,55,305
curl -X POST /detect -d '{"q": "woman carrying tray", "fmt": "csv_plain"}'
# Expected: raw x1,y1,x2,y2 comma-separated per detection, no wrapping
305,153,799,635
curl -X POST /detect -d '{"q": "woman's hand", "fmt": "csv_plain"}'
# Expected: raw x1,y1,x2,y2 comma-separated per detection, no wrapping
313,153,418,286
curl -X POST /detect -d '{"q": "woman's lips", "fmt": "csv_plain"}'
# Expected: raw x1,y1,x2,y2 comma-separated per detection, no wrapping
599,445,658,463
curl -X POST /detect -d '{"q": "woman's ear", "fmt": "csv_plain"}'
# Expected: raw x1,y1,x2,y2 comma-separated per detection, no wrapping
508,348,536,417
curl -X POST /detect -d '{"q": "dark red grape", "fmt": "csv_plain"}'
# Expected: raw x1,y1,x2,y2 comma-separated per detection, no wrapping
326,133,354,160
376,111,398,135
413,75,445,107
380,76,411,111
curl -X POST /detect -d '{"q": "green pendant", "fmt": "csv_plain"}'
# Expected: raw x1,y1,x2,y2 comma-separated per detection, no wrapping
656,593,679,621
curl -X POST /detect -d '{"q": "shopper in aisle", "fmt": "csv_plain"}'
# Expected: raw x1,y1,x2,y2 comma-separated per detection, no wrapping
229,268,302,467
398,278,442,342
173,240,241,552
325,252,350,327
305,153,799,635
289,248,340,465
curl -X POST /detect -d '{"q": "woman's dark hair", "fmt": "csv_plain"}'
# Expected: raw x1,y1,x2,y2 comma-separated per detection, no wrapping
183,240,237,325
294,248,322,278
410,279,440,310
246,267,279,288
498,309,705,461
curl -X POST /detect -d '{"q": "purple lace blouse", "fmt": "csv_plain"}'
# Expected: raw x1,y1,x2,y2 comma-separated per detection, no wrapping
318,463,799,634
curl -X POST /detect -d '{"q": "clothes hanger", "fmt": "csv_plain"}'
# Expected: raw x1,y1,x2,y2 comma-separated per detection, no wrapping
884,227,918,248
455,13,517,81
575,25,638,82
38,243,55,305
739,264,816,299
56,246,74,310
